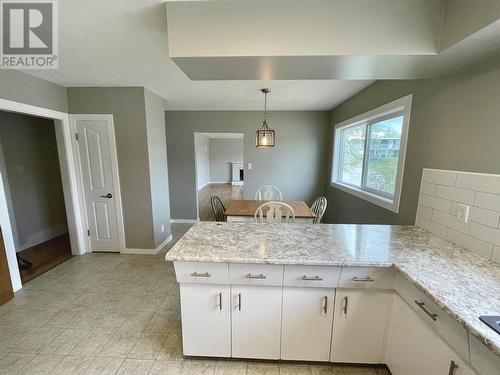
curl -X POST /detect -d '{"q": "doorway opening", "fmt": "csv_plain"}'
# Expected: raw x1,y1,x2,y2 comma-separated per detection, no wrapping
194,133,244,221
0,111,72,284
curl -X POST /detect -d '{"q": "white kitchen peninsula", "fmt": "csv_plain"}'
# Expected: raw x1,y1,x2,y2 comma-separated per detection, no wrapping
165,222,500,375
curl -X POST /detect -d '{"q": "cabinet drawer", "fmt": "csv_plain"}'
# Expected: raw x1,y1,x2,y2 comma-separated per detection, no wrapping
284,265,341,288
394,274,469,363
339,267,395,289
469,334,500,375
229,264,283,286
174,262,229,284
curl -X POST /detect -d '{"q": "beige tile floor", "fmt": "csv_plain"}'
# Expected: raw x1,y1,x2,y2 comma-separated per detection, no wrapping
0,224,390,375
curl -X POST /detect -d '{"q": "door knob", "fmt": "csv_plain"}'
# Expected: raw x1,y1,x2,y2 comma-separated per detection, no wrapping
100,193,113,198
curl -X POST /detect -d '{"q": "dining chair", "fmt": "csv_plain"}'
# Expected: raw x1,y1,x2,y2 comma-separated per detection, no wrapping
254,201,295,223
210,195,226,222
255,185,283,201
310,196,327,224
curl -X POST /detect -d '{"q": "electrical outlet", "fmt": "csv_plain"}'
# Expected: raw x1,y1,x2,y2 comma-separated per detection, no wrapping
457,204,470,223
161,224,165,233
247,163,252,170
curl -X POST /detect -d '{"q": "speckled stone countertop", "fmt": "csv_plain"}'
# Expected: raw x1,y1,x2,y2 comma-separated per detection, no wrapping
165,222,500,357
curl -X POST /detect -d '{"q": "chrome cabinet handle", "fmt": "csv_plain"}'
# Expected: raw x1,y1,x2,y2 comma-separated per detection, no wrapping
323,296,328,314
218,293,222,311
245,273,266,279
414,300,438,321
190,272,211,278
301,275,323,281
448,360,459,375
352,276,375,282
237,293,242,311
342,296,348,315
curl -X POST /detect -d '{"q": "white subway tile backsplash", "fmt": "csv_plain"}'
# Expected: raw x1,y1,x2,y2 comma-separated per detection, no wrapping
456,173,500,194
416,168,500,263
422,169,457,186
492,246,500,263
469,206,500,228
446,229,494,259
432,210,469,233
420,182,436,196
474,192,500,212
415,215,447,238
418,194,452,213
435,185,475,205
416,204,433,219
469,222,500,247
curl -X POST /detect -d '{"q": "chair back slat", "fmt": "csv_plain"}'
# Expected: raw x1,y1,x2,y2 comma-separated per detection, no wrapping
310,197,327,224
254,201,295,224
210,196,226,222
255,185,283,201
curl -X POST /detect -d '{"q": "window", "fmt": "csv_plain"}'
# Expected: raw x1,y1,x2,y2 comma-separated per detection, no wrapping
331,95,412,213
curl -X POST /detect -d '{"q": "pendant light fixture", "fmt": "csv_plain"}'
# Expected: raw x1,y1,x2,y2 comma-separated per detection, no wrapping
256,88,275,148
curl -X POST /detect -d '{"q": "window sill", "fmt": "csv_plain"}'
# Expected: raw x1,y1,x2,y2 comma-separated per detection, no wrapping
330,181,400,213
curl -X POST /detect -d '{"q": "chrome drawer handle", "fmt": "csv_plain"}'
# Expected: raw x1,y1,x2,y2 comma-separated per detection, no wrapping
300,275,323,281
352,276,375,282
323,296,328,314
245,273,266,279
414,300,438,321
190,272,211,278
342,296,348,315
448,360,459,375
218,292,222,311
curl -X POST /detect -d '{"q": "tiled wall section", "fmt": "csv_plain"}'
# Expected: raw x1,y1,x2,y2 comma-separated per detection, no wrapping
416,169,500,264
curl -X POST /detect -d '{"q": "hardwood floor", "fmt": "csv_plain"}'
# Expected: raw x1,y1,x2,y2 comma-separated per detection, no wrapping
18,233,73,284
198,183,243,221
0,229,14,305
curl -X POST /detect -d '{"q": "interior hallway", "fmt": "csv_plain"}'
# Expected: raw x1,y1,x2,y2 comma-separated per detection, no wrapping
198,183,243,221
0,223,389,374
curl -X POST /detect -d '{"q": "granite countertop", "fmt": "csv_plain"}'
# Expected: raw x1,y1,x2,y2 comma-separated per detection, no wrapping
165,222,500,357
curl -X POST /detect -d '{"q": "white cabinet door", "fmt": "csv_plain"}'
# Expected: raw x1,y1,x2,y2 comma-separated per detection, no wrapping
331,289,391,364
281,287,335,361
385,295,477,375
179,284,231,357
231,285,282,359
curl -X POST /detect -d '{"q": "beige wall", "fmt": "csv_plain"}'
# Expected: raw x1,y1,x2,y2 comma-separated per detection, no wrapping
166,111,330,220
144,89,171,247
0,70,68,112
326,54,500,224
68,87,156,249
209,138,244,183
0,112,67,251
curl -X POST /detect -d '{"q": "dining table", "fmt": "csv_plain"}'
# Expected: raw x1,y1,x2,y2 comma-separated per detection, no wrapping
224,200,316,223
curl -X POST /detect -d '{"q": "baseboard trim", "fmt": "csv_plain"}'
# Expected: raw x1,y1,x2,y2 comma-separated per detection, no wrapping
121,234,173,255
170,219,198,224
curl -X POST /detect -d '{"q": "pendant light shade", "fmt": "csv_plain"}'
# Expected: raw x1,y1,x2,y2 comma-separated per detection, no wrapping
256,88,275,148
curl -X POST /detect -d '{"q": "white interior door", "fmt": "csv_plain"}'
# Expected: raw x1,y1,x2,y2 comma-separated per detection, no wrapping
73,116,121,252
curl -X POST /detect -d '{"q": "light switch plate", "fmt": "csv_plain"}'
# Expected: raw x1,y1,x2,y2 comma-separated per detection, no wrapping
457,204,470,223
247,163,252,170
161,224,165,233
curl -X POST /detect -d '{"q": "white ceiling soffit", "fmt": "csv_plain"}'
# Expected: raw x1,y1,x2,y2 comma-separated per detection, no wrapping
167,0,500,80
25,0,373,110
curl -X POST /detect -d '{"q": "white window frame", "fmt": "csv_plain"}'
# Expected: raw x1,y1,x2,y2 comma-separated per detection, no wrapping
331,94,413,213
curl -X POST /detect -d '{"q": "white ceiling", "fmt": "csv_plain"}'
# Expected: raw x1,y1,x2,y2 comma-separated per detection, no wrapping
25,0,373,110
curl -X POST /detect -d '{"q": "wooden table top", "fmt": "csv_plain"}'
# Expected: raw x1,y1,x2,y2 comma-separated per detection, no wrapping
224,200,316,218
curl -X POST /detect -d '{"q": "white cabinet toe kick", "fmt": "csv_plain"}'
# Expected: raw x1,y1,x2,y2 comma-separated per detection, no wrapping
173,262,498,375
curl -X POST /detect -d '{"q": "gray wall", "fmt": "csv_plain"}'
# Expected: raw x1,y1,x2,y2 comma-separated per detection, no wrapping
0,70,68,112
194,133,210,189
68,87,155,249
144,89,171,247
325,53,500,224
0,112,67,251
209,138,244,183
166,111,331,220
